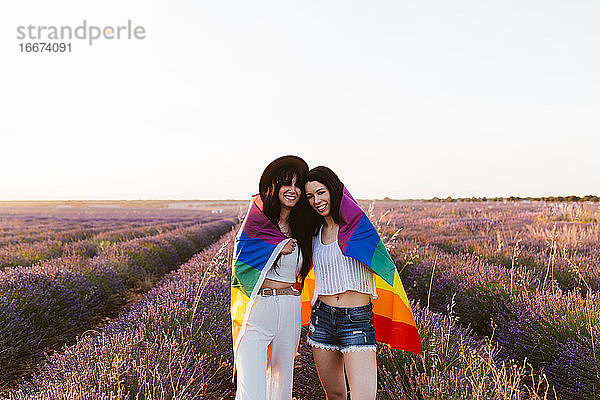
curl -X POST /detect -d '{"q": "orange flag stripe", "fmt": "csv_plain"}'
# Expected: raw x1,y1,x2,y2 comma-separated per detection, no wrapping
300,270,315,326
372,287,417,326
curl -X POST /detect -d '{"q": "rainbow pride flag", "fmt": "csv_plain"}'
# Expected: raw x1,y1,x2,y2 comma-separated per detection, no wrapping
231,188,422,367
300,187,422,355
230,195,293,363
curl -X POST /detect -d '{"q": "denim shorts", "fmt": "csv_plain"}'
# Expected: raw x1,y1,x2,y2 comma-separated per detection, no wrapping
307,299,377,353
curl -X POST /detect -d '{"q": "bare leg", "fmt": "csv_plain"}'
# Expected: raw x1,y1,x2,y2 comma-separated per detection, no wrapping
312,347,347,400
343,350,377,400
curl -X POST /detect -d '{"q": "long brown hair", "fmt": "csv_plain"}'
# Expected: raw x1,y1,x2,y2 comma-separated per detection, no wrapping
261,166,312,283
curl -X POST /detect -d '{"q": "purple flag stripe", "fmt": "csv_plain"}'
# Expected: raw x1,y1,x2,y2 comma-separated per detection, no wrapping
240,199,286,245
338,186,365,253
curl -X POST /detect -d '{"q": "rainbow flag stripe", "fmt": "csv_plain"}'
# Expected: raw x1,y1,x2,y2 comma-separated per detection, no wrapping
300,187,422,355
230,195,291,361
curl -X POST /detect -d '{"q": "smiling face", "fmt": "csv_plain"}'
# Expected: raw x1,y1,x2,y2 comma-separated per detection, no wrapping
305,180,331,217
278,174,301,210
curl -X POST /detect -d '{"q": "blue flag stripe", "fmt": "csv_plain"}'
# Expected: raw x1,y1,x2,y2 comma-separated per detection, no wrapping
234,230,277,271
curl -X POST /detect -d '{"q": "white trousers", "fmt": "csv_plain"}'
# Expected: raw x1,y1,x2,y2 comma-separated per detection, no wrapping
235,294,302,400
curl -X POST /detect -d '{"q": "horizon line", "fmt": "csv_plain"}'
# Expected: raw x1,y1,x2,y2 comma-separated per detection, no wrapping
1,194,598,203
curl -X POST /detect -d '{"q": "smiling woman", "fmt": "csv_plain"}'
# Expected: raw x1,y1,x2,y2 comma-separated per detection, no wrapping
230,155,313,400
303,165,421,400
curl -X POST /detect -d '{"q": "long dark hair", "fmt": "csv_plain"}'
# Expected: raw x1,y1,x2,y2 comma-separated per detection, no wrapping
261,166,312,283
305,166,345,236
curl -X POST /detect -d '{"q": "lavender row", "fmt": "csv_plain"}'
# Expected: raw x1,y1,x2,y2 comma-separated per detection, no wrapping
368,200,599,258
458,237,600,294
374,202,600,294
0,219,235,386
396,243,600,399
393,226,600,294
4,231,238,400
0,216,217,247
0,222,134,246
0,216,165,246
0,219,214,270
0,207,229,246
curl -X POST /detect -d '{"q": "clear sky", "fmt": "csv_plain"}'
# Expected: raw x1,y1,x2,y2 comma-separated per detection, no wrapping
1,0,599,200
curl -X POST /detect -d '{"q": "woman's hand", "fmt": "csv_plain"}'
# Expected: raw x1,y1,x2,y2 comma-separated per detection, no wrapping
280,239,297,255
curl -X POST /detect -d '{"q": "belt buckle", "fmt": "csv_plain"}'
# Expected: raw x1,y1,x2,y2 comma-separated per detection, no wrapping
261,288,274,296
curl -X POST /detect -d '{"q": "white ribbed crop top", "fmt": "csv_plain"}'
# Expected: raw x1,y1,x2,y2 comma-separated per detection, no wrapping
265,241,302,283
312,225,377,298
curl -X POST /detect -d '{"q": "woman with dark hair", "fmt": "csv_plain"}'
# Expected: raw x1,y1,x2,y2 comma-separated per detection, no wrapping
231,155,312,400
303,166,421,400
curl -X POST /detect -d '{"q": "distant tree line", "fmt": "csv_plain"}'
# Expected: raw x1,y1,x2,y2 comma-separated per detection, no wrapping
424,195,600,203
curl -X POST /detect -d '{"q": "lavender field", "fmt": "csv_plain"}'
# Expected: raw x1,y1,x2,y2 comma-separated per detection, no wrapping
1,201,598,399
0,203,238,393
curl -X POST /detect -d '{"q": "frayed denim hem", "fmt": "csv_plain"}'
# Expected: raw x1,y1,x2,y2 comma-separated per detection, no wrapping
307,337,341,351
340,345,377,354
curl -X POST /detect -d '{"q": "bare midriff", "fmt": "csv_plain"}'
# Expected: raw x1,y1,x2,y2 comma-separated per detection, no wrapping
318,290,371,308
261,277,296,289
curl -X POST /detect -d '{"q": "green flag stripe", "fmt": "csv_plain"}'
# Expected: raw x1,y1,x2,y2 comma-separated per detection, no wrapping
232,259,262,298
370,240,396,286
